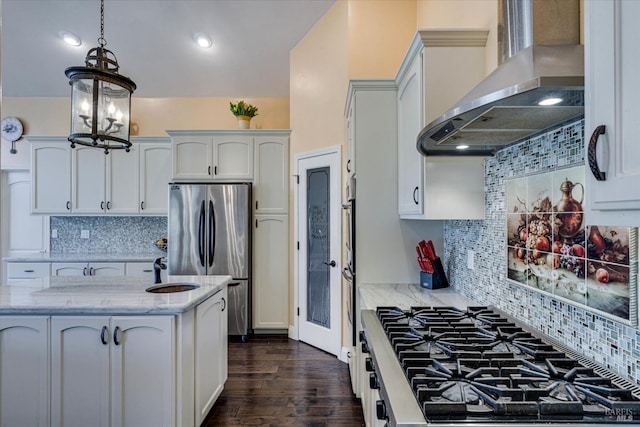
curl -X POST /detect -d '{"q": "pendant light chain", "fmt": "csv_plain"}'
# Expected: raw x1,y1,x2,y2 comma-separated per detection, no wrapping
98,0,106,48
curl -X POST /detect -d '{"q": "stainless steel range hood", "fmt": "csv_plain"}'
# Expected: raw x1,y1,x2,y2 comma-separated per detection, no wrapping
417,0,583,157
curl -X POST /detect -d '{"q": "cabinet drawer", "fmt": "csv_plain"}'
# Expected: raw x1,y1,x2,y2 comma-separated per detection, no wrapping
7,262,50,279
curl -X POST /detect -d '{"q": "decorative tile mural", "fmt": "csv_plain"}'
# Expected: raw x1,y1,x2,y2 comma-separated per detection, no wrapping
506,166,637,324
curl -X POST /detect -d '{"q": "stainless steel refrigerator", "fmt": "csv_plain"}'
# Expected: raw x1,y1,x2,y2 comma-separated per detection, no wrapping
168,182,251,339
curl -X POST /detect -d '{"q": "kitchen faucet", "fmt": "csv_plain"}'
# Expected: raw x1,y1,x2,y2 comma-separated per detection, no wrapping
153,257,167,284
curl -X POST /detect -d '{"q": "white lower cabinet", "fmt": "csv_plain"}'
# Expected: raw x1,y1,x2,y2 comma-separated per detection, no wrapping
6,262,51,281
50,317,111,427
50,315,175,427
52,262,125,277
194,288,227,426
253,214,289,330
0,316,50,427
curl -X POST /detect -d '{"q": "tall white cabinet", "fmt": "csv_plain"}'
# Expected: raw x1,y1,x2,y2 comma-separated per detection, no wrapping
396,30,488,220
168,130,291,331
584,0,640,227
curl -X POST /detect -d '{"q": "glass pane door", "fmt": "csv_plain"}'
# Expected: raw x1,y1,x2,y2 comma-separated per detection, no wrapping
306,166,330,328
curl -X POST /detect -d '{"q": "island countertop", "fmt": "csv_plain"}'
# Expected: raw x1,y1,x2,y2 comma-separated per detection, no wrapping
0,275,230,315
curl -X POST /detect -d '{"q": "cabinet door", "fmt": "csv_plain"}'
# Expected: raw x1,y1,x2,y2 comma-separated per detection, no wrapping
50,317,110,427
89,263,125,276
172,137,213,180
52,262,88,276
0,316,49,427
254,137,289,214
397,53,425,216
213,137,254,179
194,289,227,425
111,316,175,427
73,146,107,214
140,144,171,214
253,215,289,329
585,0,640,218
107,146,139,214
31,142,71,214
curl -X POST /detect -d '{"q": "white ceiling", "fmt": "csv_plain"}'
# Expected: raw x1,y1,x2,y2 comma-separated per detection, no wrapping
1,0,335,98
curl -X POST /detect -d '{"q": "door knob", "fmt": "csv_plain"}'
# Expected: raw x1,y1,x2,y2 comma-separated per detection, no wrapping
324,260,336,267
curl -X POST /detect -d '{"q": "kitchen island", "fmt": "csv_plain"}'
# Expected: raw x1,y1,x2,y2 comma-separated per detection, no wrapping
0,274,230,427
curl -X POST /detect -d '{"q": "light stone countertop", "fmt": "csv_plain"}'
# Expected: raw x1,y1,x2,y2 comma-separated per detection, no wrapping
3,253,166,263
0,275,230,315
359,283,478,310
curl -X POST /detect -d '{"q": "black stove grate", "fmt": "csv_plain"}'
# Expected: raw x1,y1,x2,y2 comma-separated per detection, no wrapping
376,306,640,424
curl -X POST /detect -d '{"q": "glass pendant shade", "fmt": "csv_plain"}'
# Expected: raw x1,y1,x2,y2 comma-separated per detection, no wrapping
66,46,136,154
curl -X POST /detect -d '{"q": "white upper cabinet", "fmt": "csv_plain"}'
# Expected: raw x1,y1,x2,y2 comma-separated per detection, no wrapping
172,136,213,180
254,135,289,214
214,136,254,179
139,143,172,214
168,131,257,181
29,137,170,216
395,30,488,220
31,141,72,214
397,53,425,216
585,0,640,226
72,145,139,214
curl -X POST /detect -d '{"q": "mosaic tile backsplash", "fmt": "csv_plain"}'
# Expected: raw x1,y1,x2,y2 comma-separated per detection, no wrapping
50,216,167,254
444,119,640,385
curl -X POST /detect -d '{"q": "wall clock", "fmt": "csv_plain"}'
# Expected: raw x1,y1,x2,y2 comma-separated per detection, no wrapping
1,116,24,154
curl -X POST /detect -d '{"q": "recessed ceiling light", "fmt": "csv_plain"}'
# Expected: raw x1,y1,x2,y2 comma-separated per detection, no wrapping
59,31,82,47
456,144,470,150
538,97,563,106
193,32,213,48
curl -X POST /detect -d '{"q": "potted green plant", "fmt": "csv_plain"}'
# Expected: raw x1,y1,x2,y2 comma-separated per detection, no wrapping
229,100,258,129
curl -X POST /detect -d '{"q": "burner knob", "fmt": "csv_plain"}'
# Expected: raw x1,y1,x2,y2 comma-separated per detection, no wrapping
359,331,366,342
369,372,379,389
365,357,374,372
376,400,388,421
361,341,369,353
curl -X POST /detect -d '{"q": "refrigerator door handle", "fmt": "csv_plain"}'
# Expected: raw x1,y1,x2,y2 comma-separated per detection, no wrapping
198,200,205,267
208,200,215,267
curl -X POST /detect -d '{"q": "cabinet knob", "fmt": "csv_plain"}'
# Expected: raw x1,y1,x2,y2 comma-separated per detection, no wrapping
588,125,607,181
221,297,226,312
89,267,95,276
413,186,419,205
106,201,111,210
346,159,351,173
100,326,109,345
140,201,145,210
100,201,105,210
208,166,212,175
66,201,71,210
82,267,88,276
23,269,35,273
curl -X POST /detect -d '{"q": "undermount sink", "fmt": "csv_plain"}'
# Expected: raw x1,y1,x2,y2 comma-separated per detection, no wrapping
145,282,200,294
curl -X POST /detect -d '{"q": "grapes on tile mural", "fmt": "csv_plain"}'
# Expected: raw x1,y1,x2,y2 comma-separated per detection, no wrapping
506,165,637,324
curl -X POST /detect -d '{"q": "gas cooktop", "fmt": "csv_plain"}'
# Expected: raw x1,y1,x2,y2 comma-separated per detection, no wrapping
374,306,640,424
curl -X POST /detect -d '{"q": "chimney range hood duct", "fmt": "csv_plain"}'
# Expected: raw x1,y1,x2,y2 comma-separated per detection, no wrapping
417,0,584,157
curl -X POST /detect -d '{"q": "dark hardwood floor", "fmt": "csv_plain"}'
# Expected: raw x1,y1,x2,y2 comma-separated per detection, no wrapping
203,335,365,426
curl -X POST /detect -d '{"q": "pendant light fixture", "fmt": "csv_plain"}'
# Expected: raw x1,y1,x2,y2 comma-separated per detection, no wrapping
65,0,136,154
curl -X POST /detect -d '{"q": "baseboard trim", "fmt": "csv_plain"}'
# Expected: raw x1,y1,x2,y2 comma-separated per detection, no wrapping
288,325,298,340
